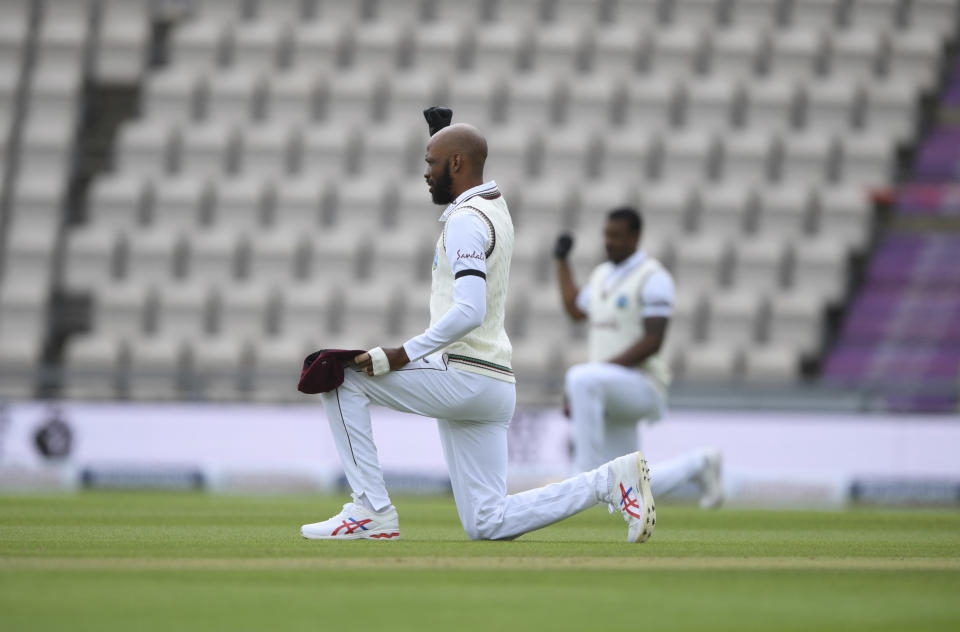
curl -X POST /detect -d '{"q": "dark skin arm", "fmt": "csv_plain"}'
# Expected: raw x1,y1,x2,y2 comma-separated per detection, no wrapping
556,259,587,321
354,347,410,376
607,317,669,367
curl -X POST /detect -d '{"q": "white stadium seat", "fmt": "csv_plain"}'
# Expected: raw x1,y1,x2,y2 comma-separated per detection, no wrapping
788,0,842,29
356,123,420,178
638,182,693,241
123,230,183,284
484,126,539,180
719,131,777,185
767,29,824,81
791,237,848,303
185,228,243,281
706,28,766,80
648,27,705,77
730,236,788,293
564,75,618,130
143,68,203,123
907,0,960,39
232,22,289,72
323,71,385,127
381,72,443,125
299,124,357,178
126,337,189,400
491,0,547,24
528,24,588,75
349,23,411,73
292,22,349,73
204,70,265,124
238,125,295,177
705,290,764,346
154,284,214,338
551,0,605,23
63,225,123,290
816,186,873,249
672,234,730,294
727,0,784,28
778,131,837,186
91,283,151,338
408,23,469,75
672,0,724,27
86,174,149,228
847,0,903,30
681,78,740,132
150,176,207,228
613,0,662,25
659,131,717,184
622,76,679,129
445,72,502,129
63,334,125,399
265,69,322,124
218,284,274,337
273,178,326,229
802,79,861,134
766,290,825,354
827,29,883,82
695,183,751,237
838,133,894,187
681,342,741,381
886,30,942,90
743,78,798,133
253,0,307,22
94,13,149,83
176,123,239,177
590,25,644,78
171,20,230,69
862,78,919,143
372,0,428,23
210,177,270,228
114,121,176,176
314,0,367,22
246,228,311,283
191,0,248,20
539,128,598,181
470,24,529,76
754,185,813,236
742,345,801,382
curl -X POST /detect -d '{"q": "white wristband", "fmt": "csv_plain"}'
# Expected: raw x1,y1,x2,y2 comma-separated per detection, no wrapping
368,346,391,376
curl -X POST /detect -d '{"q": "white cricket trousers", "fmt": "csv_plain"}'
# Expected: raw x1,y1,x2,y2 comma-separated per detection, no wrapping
565,362,709,496
320,355,610,541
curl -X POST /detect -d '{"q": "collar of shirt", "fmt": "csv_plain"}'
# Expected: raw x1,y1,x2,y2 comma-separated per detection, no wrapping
438,180,499,222
603,249,647,291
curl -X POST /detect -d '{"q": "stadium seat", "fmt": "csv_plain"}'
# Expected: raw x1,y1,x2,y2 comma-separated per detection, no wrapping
742,78,799,133
846,0,903,30
672,0,725,27
816,186,873,249
93,12,149,83
428,0,488,24
727,0,784,28
505,75,562,128
613,0,663,25
826,29,883,82
204,69,265,124
550,0,605,23
838,133,894,187
704,290,764,346
191,0,249,20
122,229,184,284
622,76,679,129
469,24,529,76
0,227,56,291
35,19,89,73
63,225,123,290
408,23,469,75
564,75,618,130
766,289,825,354
681,78,740,132
483,126,539,180
672,234,730,294
907,0,960,40
114,121,175,176
647,26,705,77
445,72,503,129
264,69,323,123
327,177,392,232
356,123,420,178
886,30,941,90
705,28,766,80
778,131,838,186
381,72,443,126
125,337,189,400
349,22,411,73
314,0,369,22
730,236,788,293
590,24,644,78
695,183,751,237
210,177,270,228
742,345,800,381
143,68,203,123
6,174,65,236
90,283,151,339
669,288,705,345
185,228,243,281
539,127,599,181
176,123,239,177
337,284,404,350
0,335,40,398
252,0,307,22
368,232,435,289
638,182,693,241
791,237,848,303
23,66,81,130
275,281,340,340
370,0,428,23
62,334,125,399
801,79,861,134
322,71,385,127
150,176,208,228
299,124,357,177
528,24,588,75
248,336,315,402
574,179,637,232
680,342,741,381
154,284,215,337
273,178,326,229
189,337,254,401
217,284,275,337
718,131,777,185
862,78,918,143
170,20,230,69
788,0,842,29
754,185,813,236
291,22,349,73
232,22,289,72
303,228,362,284
659,131,717,184
766,29,824,81
17,120,75,182
238,124,295,177
245,228,311,282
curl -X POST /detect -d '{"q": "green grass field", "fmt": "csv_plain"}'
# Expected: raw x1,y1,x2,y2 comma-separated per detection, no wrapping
1,493,958,631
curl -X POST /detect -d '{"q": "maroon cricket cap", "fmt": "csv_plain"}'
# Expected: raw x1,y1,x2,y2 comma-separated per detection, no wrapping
297,348,367,394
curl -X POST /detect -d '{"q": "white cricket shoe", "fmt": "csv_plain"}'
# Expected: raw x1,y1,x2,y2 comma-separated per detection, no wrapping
301,502,400,540
698,448,724,510
605,452,656,543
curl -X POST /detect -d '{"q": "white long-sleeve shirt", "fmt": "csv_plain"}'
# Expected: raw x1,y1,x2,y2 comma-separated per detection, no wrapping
402,205,490,362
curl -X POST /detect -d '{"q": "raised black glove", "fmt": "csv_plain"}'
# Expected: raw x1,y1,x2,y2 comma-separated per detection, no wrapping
423,106,453,136
554,233,574,260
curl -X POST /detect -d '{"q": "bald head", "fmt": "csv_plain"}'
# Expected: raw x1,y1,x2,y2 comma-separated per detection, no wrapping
424,123,488,205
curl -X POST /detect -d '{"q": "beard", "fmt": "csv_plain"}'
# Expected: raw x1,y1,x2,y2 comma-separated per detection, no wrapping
430,162,455,205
